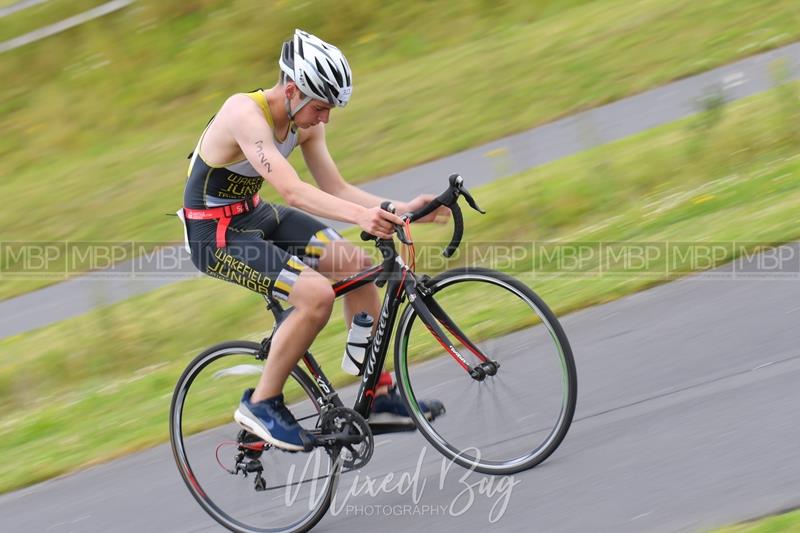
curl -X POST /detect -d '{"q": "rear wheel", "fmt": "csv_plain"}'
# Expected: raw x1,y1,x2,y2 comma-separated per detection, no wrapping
170,341,340,533
394,267,577,475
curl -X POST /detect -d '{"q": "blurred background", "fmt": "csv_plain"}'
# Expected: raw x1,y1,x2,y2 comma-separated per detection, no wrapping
1,1,799,531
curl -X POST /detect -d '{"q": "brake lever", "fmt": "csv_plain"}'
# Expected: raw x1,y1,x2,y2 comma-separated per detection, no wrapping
379,201,411,245
461,190,486,214
447,173,486,214
395,219,411,245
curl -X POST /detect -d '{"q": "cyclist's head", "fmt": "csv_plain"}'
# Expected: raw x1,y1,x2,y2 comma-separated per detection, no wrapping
279,29,352,126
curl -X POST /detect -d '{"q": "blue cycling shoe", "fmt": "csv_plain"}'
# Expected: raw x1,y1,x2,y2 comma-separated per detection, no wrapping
234,389,314,452
368,386,445,433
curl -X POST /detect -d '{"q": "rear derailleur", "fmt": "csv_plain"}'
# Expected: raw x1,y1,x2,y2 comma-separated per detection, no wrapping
232,429,268,491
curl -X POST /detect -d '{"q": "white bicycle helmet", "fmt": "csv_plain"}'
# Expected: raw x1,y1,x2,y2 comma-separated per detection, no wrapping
279,29,352,122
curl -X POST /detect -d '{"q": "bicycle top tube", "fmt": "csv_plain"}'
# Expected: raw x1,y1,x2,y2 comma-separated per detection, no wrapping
262,174,485,319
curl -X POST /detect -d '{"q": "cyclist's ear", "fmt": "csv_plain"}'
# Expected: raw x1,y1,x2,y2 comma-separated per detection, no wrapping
285,81,298,100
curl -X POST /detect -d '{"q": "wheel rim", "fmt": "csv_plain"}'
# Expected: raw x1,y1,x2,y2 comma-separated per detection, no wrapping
171,344,339,533
396,273,576,473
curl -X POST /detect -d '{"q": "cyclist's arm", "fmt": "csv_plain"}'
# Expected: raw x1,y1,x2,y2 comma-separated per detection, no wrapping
301,125,393,208
302,129,447,223
224,95,364,223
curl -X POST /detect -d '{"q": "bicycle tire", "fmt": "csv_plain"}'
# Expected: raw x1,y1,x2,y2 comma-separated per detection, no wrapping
394,267,577,475
170,341,340,533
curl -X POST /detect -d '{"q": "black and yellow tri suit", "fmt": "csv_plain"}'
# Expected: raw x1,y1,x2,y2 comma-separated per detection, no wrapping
181,90,342,300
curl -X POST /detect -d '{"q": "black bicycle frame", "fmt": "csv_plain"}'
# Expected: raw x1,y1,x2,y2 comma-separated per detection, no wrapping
264,245,491,421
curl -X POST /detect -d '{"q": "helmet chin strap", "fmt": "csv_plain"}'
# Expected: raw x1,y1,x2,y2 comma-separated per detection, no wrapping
285,95,312,132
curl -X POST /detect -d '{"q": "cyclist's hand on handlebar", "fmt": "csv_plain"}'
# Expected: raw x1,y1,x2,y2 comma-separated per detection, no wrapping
357,206,404,239
400,194,451,224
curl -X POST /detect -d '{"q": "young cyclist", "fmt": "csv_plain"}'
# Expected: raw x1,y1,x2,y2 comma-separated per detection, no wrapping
182,30,446,451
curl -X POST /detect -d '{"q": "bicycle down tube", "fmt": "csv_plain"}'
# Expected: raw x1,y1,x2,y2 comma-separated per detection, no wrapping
348,266,487,418
352,269,406,416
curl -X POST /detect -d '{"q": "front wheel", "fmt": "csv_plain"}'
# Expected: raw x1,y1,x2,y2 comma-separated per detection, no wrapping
394,267,577,475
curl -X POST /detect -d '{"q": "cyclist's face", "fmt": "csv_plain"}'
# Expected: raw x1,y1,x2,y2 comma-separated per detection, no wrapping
286,83,332,128
296,100,332,128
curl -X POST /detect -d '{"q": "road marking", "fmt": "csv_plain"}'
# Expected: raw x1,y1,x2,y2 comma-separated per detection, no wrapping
630,511,653,521
722,72,746,90
46,514,91,530
484,147,509,158
752,361,776,371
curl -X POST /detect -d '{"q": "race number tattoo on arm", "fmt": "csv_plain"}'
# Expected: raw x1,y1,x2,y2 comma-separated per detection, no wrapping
254,140,272,173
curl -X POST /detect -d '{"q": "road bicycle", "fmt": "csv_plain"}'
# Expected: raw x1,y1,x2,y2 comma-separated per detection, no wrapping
170,174,577,533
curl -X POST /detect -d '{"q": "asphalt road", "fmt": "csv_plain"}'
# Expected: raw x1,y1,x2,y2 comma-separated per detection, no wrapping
1,244,798,532
2,42,799,339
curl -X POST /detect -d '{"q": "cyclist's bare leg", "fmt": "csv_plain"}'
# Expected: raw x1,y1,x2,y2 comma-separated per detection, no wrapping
251,268,334,403
316,240,380,327
251,241,386,404
317,240,393,394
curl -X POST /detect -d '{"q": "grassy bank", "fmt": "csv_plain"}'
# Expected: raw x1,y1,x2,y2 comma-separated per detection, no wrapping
1,77,798,493
0,0,108,43
1,0,799,299
715,509,800,532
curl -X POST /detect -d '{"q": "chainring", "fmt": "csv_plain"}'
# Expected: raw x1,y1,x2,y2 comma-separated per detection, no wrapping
320,407,374,470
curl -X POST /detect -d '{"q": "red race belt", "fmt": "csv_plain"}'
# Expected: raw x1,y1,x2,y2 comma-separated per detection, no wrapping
183,195,260,248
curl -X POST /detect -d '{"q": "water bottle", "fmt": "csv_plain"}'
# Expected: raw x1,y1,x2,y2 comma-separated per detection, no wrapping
341,312,373,375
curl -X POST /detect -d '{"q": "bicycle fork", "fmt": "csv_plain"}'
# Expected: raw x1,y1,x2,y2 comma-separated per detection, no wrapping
405,275,501,381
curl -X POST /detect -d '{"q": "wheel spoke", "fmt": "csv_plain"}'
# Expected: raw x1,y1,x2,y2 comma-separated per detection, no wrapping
170,342,338,532
396,268,577,474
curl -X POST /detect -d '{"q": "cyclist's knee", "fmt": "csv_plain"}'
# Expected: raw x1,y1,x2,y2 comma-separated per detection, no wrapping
289,269,335,322
319,241,373,279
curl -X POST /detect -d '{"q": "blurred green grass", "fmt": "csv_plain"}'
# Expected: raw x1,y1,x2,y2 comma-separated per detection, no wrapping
715,509,800,533
1,0,800,299
1,78,798,493
0,0,107,42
